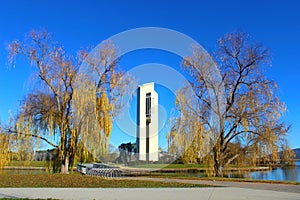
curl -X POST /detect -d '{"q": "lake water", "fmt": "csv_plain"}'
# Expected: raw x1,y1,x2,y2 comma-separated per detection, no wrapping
242,161,300,182
182,161,300,182
217,161,300,182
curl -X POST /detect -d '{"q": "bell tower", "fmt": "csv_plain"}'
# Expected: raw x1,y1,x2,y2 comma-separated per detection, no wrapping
136,82,158,161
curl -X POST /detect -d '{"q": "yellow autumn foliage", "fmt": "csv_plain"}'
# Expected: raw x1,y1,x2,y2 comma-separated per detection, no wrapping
0,133,10,169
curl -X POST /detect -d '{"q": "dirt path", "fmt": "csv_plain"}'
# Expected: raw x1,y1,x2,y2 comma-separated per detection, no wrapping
123,177,300,193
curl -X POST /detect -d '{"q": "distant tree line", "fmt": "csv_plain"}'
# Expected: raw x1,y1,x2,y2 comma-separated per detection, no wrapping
116,142,136,164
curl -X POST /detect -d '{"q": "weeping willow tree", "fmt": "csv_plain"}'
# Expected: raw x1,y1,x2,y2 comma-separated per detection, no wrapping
280,141,296,165
168,31,292,177
1,124,36,168
73,41,132,162
7,30,132,173
168,89,207,164
0,127,11,168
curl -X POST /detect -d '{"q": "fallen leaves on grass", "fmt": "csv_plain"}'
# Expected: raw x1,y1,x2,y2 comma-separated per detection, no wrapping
0,174,212,188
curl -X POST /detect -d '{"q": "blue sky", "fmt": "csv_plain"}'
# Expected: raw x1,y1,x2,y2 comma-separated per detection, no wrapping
0,0,299,149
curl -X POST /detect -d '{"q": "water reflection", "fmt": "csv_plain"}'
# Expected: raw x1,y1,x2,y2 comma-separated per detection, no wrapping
248,161,300,182
160,161,300,182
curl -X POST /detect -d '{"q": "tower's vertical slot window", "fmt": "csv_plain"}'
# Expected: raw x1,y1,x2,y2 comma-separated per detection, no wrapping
146,92,151,122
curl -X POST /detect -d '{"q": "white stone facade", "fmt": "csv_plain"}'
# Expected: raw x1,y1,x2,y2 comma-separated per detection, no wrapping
136,82,159,161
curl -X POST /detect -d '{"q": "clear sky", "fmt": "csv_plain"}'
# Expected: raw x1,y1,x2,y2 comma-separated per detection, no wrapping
0,0,299,150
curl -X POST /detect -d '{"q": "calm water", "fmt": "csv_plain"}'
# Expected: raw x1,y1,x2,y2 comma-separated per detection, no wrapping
244,161,300,182
183,161,300,182
221,161,300,182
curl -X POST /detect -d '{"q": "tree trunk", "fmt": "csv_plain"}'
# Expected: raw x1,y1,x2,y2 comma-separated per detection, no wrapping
213,147,223,177
224,154,239,167
214,160,223,177
61,155,69,174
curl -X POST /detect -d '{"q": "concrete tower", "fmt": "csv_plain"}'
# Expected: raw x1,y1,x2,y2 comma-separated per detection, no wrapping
136,82,158,162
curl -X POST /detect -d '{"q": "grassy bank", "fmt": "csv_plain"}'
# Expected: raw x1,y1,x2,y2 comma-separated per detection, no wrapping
125,163,270,171
7,161,46,168
131,163,205,169
0,174,212,188
147,174,300,185
199,177,300,185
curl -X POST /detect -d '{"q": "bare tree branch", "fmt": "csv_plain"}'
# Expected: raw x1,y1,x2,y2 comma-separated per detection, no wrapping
8,129,58,148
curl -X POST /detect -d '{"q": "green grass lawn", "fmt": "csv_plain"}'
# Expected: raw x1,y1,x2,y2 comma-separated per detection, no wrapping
6,162,207,170
7,161,47,168
6,161,266,170
131,163,206,169
0,173,212,188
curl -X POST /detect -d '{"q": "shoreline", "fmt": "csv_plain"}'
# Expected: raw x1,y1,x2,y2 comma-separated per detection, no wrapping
0,165,286,173
3,166,46,170
119,166,270,175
